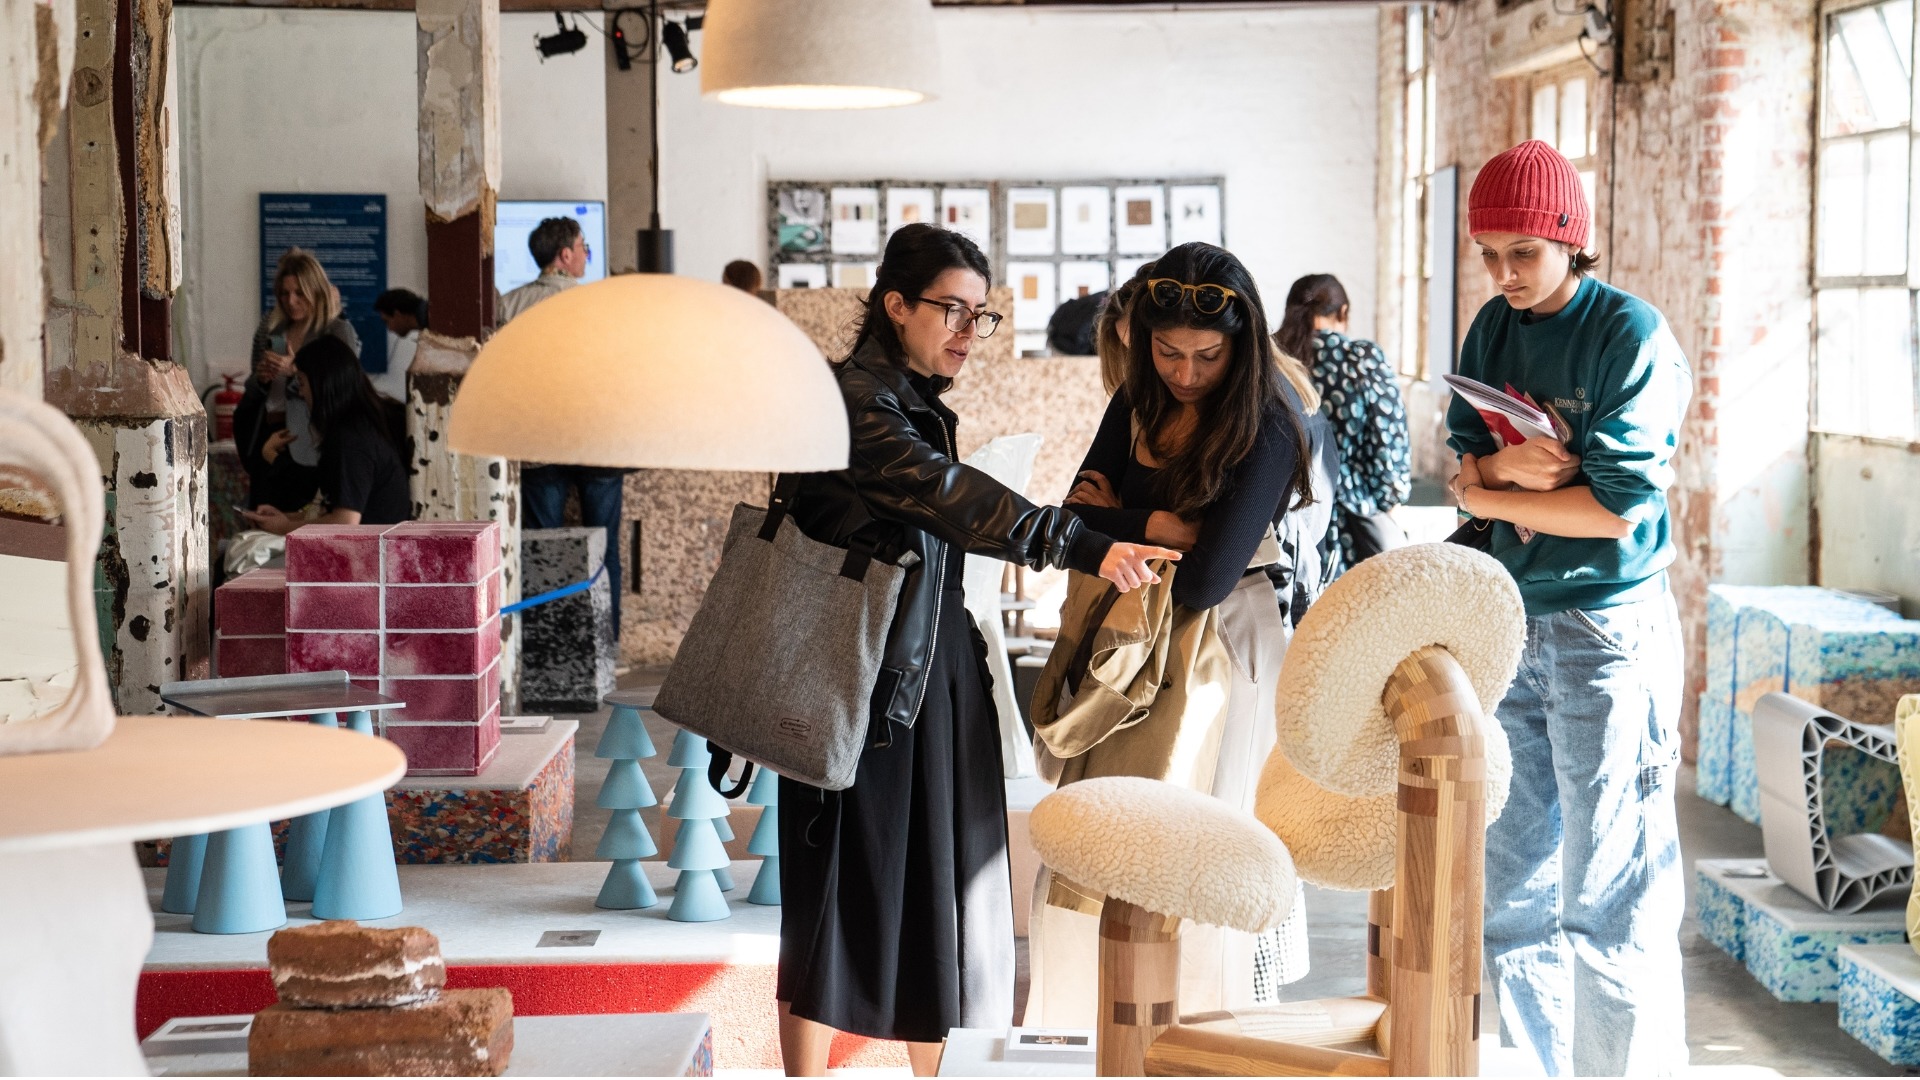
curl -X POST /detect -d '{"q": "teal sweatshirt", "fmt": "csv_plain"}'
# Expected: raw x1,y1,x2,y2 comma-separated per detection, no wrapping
1446,275,1692,617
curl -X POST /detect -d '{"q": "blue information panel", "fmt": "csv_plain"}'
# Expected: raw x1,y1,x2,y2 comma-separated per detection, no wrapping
260,194,389,373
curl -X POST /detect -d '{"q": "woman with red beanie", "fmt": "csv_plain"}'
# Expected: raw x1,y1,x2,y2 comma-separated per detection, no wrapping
1445,140,1693,1075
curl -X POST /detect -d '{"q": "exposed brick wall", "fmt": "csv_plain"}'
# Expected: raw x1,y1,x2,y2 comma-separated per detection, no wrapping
1421,0,1814,759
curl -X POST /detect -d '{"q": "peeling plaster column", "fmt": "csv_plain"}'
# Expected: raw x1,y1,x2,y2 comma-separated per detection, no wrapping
412,0,519,709
1,0,75,397
42,0,207,714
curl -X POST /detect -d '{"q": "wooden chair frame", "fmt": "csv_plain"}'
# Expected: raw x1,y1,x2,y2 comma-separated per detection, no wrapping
1095,645,1488,1077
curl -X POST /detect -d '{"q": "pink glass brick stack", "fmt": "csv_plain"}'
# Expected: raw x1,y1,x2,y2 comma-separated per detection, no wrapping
285,521,504,776
213,568,288,677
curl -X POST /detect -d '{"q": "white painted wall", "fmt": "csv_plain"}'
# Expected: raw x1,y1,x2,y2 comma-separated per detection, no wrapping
173,8,606,392
1816,435,1920,616
652,5,1380,337
173,5,1377,389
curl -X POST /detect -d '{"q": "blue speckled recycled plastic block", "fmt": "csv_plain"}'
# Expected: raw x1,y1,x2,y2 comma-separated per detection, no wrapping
1724,589,1901,823
1840,944,1920,1066
1696,859,1752,963
1701,858,1908,1002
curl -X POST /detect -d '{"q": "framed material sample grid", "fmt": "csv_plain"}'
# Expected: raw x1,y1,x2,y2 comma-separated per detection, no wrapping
767,177,1225,355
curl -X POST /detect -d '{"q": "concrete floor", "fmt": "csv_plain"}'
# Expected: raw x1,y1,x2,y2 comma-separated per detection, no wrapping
563,671,1913,1076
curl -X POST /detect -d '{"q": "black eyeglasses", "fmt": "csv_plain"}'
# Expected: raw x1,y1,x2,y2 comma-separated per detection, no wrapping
1146,278,1237,317
915,297,1004,338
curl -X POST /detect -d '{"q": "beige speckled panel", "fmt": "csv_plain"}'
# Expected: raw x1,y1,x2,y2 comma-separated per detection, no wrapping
1898,695,1920,952
617,288,1102,665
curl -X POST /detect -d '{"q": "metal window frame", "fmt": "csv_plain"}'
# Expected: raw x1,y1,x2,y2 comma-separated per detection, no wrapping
1812,0,1920,441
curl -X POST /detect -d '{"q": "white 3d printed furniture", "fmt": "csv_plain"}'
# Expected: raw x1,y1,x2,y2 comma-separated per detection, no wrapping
1754,691,1913,914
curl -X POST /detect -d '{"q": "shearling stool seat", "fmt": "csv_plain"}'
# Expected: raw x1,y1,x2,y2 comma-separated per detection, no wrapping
1030,778,1296,1076
1028,543,1526,1077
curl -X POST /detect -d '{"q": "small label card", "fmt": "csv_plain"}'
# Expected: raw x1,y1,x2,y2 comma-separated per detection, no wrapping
1004,1027,1095,1064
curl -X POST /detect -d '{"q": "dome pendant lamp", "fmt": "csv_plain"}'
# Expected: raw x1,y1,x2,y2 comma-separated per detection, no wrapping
700,0,940,110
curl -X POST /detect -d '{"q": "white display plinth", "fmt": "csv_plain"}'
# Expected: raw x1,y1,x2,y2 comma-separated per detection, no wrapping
141,1012,713,1076
0,717,403,1075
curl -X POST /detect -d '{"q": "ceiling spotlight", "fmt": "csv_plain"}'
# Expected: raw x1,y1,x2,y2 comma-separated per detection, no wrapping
536,13,588,61
662,19,697,74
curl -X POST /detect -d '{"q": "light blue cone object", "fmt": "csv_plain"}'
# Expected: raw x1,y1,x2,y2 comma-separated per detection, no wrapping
160,833,209,915
192,824,286,934
280,711,341,902
669,817,729,870
746,766,779,805
598,759,658,810
595,705,658,760
311,712,402,921
666,730,710,769
596,809,659,860
748,855,781,906
596,858,659,910
747,803,779,857
668,772,728,819
667,868,729,922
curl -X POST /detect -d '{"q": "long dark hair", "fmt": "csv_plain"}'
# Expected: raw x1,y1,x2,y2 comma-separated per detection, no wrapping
1274,273,1348,366
845,223,992,369
294,335,398,450
1125,242,1312,519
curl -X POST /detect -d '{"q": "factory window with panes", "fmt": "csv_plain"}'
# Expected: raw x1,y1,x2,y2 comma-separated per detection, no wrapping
1525,65,1601,245
1815,0,1920,441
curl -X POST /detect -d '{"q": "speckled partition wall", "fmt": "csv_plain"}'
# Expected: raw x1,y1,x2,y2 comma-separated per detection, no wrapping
615,287,1110,665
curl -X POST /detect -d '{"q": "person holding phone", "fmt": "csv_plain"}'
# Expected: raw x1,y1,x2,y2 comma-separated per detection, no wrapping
1445,140,1693,1076
234,248,360,514
242,336,409,534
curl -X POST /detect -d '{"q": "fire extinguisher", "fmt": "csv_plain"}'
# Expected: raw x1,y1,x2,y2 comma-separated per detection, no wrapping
211,374,242,442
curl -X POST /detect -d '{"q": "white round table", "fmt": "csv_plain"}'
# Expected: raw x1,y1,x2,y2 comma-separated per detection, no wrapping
0,716,404,1075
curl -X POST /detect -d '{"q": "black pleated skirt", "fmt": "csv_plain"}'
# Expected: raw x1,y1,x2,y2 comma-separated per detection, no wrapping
776,582,1015,1043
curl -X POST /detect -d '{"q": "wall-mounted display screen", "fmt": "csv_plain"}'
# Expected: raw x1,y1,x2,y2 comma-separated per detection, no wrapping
494,200,607,295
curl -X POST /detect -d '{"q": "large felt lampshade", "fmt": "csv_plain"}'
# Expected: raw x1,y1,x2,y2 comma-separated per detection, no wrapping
700,0,940,110
447,274,848,471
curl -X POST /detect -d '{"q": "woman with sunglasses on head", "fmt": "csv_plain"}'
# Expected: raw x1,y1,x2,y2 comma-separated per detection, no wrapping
778,223,1179,1077
1447,141,1691,1076
1030,241,1317,1021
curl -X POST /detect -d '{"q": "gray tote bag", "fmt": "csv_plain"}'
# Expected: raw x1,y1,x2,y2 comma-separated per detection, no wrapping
653,478,906,792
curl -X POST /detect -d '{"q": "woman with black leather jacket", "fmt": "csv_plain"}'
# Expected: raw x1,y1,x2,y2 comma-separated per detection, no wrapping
778,223,1177,1076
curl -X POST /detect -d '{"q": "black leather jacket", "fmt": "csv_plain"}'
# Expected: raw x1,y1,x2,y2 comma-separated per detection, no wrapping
792,344,1111,730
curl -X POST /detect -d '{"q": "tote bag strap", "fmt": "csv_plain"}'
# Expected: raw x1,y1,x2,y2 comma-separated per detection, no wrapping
708,751,754,799
760,471,878,582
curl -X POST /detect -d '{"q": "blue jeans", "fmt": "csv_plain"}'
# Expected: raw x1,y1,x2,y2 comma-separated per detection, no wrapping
521,465,627,634
1483,592,1687,1076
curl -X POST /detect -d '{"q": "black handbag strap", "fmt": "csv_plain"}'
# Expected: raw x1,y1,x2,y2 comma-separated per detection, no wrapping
759,472,877,582
706,749,755,799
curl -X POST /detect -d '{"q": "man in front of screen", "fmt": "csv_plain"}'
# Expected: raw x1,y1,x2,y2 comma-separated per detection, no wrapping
499,216,629,642
497,216,588,325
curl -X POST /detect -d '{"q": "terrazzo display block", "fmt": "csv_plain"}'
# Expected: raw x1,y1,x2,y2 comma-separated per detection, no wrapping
386,581,499,630
286,631,381,678
384,618,503,677
383,712,503,776
213,634,286,678
1696,858,1907,1002
1841,944,1920,1065
285,525,386,583
215,568,288,636
285,585,381,631
521,528,616,713
1713,587,1904,822
384,721,576,864
382,521,500,584
1696,860,1749,963
214,569,288,678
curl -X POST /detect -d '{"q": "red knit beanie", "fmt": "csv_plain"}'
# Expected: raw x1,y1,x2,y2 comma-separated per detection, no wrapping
1468,140,1590,247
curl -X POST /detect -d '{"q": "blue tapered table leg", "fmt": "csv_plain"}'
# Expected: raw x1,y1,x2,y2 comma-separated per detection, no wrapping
160,833,208,914
280,711,339,902
191,823,287,934
311,709,402,920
